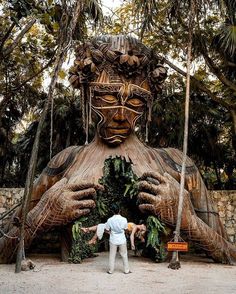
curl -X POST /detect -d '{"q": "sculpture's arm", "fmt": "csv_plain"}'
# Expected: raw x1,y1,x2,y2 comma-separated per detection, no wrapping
138,171,236,264
0,178,103,263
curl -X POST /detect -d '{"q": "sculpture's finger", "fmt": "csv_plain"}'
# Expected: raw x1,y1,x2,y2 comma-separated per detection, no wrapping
138,180,159,195
139,204,155,214
71,188,96,200
66,182,89,191
141,171,166,183
138,192,157,204
67,182,104,192
66,182,93,191
75,199,96,209
146,177,160,186
93,183,105,192
73,209,91,219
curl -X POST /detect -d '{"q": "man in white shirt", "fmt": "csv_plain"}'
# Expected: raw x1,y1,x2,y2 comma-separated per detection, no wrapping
105,203,131,274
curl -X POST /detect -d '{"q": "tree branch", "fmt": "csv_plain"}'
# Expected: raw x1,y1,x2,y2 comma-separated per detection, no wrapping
201,49,236,92
3,18,36,57
160,56,233,110
0,55,55,116
226,61,236,68
12,55,55,92
230,109,236,137
0,23,15,53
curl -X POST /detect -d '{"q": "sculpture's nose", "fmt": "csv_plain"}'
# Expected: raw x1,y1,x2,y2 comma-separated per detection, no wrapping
113,107,127,122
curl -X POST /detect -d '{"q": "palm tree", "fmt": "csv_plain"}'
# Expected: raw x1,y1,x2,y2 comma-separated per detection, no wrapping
15,0,103,273
131,0,207,269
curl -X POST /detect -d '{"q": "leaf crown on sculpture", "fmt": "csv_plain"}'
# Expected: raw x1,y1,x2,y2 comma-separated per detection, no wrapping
69,35,168,97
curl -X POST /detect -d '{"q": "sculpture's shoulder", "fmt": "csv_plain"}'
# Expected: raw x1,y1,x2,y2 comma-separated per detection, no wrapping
42,145,83,176
154,147,197,174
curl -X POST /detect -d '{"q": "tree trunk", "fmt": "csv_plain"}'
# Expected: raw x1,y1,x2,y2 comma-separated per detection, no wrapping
15,45,65,274
168,0,195,270
15,0,84,273
66,127,71,147
230,109,236,151
213,160,222,189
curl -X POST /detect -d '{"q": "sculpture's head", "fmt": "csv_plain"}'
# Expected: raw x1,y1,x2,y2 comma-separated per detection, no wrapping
69,35,167,146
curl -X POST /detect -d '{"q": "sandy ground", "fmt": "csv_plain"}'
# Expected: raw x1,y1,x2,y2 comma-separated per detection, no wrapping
0,252,236,294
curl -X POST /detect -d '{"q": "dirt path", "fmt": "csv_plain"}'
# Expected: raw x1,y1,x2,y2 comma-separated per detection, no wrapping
0,252,236,294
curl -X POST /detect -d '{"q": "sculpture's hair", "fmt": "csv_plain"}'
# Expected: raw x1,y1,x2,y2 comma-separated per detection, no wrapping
69,34,167,95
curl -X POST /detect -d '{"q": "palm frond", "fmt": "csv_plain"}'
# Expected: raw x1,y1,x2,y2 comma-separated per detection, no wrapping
218,23,236,57
132,0,159,37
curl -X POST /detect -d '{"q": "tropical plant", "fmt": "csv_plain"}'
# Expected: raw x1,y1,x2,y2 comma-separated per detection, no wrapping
69,217,96,263
146,216,168,262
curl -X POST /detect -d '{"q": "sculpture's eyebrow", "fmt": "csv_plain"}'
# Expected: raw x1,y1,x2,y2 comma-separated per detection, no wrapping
94,90,118,96
90,82,152,102
128,85,152,101
90,83,123,95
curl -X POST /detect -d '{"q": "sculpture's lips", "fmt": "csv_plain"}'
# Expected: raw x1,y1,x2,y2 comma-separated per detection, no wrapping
107,127,130,135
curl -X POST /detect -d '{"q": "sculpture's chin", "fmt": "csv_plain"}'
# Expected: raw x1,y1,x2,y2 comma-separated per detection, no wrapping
102,135,128,146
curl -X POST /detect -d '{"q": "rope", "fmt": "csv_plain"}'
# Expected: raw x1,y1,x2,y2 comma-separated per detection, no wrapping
194,209,219,216
0,228,18,239
85,94,89,145
50,91,54,159
145,121,149,143
0,198,41,222
0,202,22,221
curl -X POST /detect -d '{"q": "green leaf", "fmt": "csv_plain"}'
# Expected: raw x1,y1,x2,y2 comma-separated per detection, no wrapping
58,69,66,80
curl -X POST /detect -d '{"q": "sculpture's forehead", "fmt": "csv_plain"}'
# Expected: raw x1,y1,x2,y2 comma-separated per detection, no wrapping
90,81,152,102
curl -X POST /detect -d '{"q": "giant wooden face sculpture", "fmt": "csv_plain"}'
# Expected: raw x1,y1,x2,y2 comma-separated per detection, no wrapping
69,35,167,145
90,83,151,145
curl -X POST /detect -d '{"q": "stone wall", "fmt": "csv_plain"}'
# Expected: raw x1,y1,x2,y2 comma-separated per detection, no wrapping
0,188,236,243
0,188,24,227
211,190,236,243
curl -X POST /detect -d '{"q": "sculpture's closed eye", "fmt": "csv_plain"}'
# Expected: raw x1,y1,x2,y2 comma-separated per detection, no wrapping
126,98,144,107
100,95,118,104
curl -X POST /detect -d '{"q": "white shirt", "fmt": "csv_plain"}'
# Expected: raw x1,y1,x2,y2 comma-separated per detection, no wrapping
105,214,128,245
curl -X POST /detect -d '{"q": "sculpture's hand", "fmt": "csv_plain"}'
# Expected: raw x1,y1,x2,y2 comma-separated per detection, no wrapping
138,171,193,227
26,178,104,231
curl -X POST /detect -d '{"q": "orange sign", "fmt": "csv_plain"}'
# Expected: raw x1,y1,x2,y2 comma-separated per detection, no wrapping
167,242,189,252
